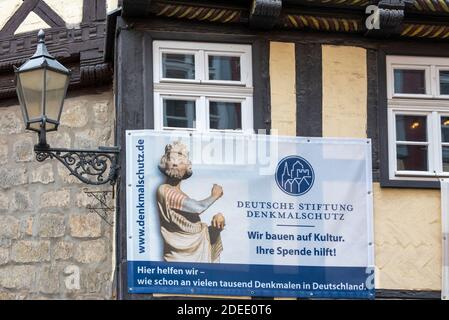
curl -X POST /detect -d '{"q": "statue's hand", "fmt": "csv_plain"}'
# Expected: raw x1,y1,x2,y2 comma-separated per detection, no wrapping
211,184,223,199
211,213,225,230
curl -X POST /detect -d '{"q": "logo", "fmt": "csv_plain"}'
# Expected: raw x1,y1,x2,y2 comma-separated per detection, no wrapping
275,156,314,196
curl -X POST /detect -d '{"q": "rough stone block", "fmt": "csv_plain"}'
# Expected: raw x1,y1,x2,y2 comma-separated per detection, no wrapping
69,213,102,238
0,167,27,189
54,241,74,260
40,189,70,208
11,240,50,263
47,131,71,148
74,128,112,149
0,265,37,289
12,136,34,162
74,239,106,264
31,163,55,184
82,268,110,293
93,101,111,124
38,213,66,238
57,162,82,184
38,265,60,294
9,190,31,211
0,291,17,300
0,192,9,211
60,100,89,128
0,110,23,135
0,247,9,265
21,216,34,236
0,140,7,165
0,216,20,239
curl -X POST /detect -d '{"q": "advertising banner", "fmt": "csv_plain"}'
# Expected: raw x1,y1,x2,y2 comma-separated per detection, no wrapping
126,131,375,299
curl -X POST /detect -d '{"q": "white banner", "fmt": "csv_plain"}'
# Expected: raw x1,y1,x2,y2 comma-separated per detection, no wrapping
126,131,375,298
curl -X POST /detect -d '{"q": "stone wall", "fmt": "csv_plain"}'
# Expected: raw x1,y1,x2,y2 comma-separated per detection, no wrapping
0,86,115,300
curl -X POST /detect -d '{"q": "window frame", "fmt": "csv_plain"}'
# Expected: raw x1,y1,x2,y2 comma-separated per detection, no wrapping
153,40,254,133
386,55,449,183
437,67,449,98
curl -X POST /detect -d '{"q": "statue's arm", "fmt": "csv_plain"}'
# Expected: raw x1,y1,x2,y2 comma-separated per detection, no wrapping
181,196,218,215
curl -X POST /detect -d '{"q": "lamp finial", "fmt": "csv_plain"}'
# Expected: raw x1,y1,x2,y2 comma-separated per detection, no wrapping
38,29,45,43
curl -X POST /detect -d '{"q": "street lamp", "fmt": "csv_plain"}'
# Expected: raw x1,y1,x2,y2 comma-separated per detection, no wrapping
15,30,119,185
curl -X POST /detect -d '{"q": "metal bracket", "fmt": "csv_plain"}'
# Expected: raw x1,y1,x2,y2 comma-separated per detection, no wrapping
34,145,120,185
83,188,115,226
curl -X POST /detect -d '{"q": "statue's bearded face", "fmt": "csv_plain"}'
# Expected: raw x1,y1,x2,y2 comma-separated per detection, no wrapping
165,151,190,179
159,141,193,179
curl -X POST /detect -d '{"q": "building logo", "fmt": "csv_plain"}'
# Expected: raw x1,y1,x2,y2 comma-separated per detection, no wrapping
275,156,315,196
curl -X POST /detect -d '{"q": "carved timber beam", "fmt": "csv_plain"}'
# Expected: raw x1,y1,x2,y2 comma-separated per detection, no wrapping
365,0,413,37
122,0,153,17
249,0,282,29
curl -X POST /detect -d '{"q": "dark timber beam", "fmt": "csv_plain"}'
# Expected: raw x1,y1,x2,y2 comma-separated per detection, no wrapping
34,0,66,27
249,0,282,29
0,0,40,36
121,0,153,17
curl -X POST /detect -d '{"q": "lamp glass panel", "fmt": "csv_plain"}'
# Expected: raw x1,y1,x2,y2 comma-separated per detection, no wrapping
44,69,69,122
18,69,44,120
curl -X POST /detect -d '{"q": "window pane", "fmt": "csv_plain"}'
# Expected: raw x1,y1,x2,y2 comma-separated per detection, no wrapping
397,145,428,171
208,56,241,81
163,99,196,128
441,117,449,143
209,102,242,130
394,69,426,94
395,115,427,142
441,71,449,95
443,146,449,172
162,53,195,79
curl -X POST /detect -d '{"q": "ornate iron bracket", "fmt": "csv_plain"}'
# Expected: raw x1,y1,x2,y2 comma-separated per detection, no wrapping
34,145,120,185
249,0,282,29
84,188,115,226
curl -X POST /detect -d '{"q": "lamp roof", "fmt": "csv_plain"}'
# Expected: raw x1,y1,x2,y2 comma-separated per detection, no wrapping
16,30,70,75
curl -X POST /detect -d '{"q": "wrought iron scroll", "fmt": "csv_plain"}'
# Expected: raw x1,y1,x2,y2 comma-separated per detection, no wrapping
35,146,120,185
83,188,114,226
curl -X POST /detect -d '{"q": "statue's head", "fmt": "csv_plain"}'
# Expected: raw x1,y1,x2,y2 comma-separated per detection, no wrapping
158,140,192,180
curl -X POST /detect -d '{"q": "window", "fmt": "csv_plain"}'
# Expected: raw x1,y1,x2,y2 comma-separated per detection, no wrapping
153,41,253,133
387,56,449,181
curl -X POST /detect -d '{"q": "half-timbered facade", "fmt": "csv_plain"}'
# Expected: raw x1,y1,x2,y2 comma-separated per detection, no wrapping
1,0,449,299
110,0,449,300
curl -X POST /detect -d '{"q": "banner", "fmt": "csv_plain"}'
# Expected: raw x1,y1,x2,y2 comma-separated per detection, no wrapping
126,131,375,299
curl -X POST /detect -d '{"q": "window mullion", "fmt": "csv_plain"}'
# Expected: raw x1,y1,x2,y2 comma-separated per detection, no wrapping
430,65,437,97
430,111,440,174
198,50,205,83
197,96,206,133
154,92,162,131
